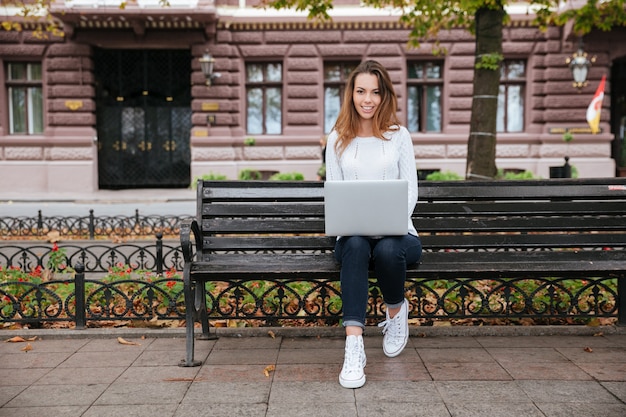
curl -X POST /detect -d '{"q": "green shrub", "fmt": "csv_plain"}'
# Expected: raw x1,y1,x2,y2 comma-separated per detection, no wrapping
425,170,463,181
498,169,537,180
239,169,263,180
191,172,228,188
269,172,305,181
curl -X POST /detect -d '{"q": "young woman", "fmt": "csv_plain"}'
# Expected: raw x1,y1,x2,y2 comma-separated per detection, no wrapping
325,60,422,389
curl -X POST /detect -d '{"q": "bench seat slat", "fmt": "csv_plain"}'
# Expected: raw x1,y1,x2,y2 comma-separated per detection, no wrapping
189,250,626,279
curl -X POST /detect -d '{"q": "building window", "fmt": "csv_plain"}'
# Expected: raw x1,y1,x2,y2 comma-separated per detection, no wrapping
497,60,525,133
246,62,282,135
323,62,358,134
407,61,442,133
6,62,43,134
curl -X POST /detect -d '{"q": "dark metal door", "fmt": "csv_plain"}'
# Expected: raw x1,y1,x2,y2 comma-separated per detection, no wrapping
95,49,192,189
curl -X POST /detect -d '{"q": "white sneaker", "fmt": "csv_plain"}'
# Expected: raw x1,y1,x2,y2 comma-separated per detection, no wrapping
378,298,409,357
339,335,366,389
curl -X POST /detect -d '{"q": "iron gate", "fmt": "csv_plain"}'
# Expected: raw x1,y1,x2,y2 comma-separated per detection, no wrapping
94,49,192,189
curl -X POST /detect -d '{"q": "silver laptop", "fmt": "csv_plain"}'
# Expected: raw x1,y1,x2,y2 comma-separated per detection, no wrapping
324,179,408,236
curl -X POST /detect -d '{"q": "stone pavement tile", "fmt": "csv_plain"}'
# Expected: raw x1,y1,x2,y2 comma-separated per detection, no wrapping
3,383,108,408
425,362,512,381
84,404,179,417
79,337,150,352
175,402,268,417
0,352,72,369
0,368,50,386
277,348,342,364
116,364,200,383
213,335,281,350
435,381,532,404
135,348,210,367
182,381,271,405
486,347,569,363
269,381,355,404
272,363,338,382
576,362,626,381
281,336,344,349
499,361,594,380
0,386,25,408
601,381,626,402
410,335,483,349
357,402,451,417
445,402,545,417
603,334,626,347
1,405,89,417
95,382,190,406
58,349,142,368
205,348,278,365
418,347,497,364
557,346,626,363
535,402,626,417
32,366,126,385
196,364,273,383
475,335,610,349
366,360,432,382
354,381,442,404
268,402,358,417
517,380,621,404
0,338,88,354
143,336,196,351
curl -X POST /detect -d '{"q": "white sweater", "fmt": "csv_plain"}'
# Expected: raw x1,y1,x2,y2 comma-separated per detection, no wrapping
325,126,418,236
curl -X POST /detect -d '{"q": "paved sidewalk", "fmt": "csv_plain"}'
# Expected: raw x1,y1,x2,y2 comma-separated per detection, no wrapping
1,328,625,417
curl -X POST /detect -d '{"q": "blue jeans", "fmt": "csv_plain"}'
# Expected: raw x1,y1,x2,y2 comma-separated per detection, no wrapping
334,234,422,329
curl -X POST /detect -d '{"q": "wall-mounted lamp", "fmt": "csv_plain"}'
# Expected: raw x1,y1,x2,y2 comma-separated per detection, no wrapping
565,38,596,89
199,50,221,86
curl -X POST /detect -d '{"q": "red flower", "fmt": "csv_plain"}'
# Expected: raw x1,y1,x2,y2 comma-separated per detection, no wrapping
52,243,59,252
166,281,176,288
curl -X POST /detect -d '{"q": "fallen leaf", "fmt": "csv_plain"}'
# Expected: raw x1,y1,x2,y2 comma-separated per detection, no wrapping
47,231,61,243
593,332,604,337
163,377,195,382
21,343,32,352
263,365,276,377
587,318,601,327
6,336,26,343
268,330,276,339
584,347,593,353
117,337,140,346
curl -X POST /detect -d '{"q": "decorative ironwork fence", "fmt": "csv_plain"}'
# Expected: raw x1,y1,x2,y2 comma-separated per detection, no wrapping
1,235,622,327
1,270,620,327
0,234,183,274
0,210,190,239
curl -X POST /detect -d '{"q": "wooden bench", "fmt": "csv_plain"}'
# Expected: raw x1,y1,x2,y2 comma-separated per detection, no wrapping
179,178,626,366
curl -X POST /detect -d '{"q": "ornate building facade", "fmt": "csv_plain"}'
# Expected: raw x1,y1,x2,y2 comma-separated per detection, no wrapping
0,0,625,193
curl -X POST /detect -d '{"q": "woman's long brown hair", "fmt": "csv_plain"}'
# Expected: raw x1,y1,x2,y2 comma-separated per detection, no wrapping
333,60,400,157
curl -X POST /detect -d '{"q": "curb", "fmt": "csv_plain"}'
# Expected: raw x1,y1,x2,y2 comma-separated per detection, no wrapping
2,325,623,340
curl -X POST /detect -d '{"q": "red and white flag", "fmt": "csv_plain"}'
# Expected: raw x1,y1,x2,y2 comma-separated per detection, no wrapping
586,75,606,134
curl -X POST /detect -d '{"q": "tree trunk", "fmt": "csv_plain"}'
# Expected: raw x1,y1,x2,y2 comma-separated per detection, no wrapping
465,6,505,180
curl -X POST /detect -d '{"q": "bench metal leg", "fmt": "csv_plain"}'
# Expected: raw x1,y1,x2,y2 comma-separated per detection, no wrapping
179,270,202,367
197,281,217,341
618,277,626,326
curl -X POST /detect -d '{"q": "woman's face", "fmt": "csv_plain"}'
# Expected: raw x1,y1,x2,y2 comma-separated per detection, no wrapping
352,73,381,121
